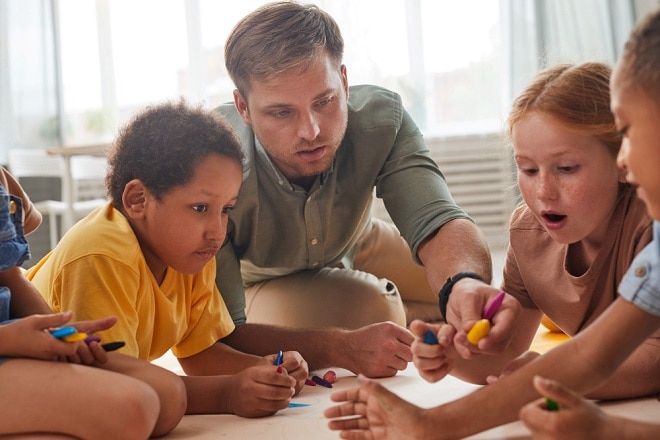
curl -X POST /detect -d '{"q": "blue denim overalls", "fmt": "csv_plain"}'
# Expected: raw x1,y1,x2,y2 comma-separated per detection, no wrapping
0,184,31,323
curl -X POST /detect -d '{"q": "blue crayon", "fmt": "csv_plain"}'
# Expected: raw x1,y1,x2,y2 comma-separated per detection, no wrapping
311,375,333,388
424,329,439,345
288,402,310,408
50,326,77,339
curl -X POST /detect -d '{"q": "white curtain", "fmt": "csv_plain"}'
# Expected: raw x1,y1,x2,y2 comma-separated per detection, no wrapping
506,0,637,103
0,0,61,164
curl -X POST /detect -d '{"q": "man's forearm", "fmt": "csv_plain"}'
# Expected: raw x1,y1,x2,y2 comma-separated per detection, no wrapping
222,323,344,370
417,218,492,292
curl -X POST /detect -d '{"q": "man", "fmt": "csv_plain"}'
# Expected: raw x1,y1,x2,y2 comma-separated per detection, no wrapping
216,1,503,378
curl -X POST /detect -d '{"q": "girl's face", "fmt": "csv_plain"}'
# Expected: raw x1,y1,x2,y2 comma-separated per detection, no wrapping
512,111,624,246
611,65,660,220
138,154,242,282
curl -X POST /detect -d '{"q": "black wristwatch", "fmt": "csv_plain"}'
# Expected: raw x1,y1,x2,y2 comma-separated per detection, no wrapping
438,271,484,322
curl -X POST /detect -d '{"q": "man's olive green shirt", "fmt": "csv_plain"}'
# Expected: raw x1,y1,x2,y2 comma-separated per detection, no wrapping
216,85,470,324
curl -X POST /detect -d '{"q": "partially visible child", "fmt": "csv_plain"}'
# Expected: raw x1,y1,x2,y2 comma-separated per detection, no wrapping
324,11,660,440
27,100,308,417
520,8,660,439
0,167,186,439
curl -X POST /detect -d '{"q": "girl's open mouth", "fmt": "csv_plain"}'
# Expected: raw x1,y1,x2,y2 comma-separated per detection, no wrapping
543,213,566,223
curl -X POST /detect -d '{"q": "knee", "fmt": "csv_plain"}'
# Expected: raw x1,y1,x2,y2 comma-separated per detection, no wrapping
150,369,187,437
346,277,406,327
247,269,406,329
112,382,161,440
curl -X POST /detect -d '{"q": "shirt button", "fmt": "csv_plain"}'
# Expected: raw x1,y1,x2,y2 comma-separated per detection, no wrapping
311,238,318,245
635,266,648,277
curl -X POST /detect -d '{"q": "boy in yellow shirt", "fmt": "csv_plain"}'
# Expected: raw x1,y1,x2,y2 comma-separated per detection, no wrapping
28,100,307,417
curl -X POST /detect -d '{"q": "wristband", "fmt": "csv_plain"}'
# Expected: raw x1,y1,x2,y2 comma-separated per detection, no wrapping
438,271,484,322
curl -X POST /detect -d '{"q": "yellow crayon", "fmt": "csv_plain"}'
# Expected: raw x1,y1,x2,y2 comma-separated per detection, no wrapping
467,319,491,345
62,332,88,342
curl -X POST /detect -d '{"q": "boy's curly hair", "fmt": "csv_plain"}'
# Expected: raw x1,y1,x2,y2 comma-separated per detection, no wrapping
106,100,244,207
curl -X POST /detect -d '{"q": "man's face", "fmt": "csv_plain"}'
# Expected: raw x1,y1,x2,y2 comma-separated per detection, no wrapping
234,54,349,188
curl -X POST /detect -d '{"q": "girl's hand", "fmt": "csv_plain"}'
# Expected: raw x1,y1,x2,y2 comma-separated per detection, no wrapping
409,319,457,382
61,315,118,365
0,312,79,359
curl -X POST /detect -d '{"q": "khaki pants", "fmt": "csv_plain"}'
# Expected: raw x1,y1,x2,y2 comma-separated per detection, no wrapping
245,219,440,328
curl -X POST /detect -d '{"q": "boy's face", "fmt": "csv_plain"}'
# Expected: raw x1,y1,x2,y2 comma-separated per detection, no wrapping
611,63,660,220
138,154,242,281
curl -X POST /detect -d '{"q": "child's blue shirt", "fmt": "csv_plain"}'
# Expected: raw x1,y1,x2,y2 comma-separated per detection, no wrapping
619,221,660,317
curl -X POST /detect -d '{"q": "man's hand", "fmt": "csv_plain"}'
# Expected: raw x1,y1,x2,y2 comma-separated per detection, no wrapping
446,279,521,359
339,321,414,377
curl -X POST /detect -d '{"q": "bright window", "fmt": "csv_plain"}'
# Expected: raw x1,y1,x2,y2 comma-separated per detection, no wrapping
56,0,503,144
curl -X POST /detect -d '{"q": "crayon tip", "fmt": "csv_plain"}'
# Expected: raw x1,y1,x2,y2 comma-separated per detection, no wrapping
483,291,506,321
545,397,559,411
424,329,439,345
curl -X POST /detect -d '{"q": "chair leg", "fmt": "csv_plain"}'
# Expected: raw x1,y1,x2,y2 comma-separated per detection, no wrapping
48,213,58,250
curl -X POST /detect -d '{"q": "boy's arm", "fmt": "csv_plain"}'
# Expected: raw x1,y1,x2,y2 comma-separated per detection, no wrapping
0,267,52,316
586,335,660,399
178,340,265,375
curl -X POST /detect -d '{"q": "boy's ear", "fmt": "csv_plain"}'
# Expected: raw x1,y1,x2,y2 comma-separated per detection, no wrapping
122,179,149,219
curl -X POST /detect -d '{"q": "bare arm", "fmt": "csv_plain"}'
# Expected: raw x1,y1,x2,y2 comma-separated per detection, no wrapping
416,218,492,291
178,340,265,375
180,366,296,417
586,336,660,399
0,267,52,316
222,321,414,377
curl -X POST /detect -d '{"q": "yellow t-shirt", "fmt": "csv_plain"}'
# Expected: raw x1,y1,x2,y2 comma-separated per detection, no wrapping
27,202,234,361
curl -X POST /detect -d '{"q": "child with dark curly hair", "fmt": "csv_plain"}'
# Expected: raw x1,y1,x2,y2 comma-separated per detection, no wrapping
28,100,308,418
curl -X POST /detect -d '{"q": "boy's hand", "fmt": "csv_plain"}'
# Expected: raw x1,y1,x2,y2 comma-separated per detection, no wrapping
227,364,297,417
520,376,610,440
266,350,308,395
